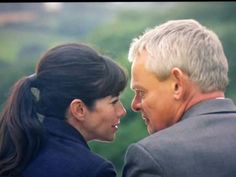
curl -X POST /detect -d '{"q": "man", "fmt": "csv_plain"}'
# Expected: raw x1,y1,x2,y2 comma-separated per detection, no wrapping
122,19,236,177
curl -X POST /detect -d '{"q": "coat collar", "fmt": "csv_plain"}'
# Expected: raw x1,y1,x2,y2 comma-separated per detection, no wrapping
181,98,236,121
42,117,90,149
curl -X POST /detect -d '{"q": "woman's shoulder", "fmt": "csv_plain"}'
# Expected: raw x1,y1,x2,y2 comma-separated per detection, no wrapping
23,131,116,177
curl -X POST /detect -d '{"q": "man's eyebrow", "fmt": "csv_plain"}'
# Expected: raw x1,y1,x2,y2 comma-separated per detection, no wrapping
130,84,145,91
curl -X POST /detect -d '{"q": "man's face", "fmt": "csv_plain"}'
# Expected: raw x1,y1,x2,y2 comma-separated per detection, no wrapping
130,50,180,134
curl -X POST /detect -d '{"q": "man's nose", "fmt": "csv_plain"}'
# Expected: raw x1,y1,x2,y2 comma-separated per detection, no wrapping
131,97,141,112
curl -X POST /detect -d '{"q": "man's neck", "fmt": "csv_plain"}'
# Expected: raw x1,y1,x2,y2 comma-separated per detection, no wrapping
185,91,225,112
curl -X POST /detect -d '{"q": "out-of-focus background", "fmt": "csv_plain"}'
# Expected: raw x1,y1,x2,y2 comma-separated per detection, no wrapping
0,2,235,176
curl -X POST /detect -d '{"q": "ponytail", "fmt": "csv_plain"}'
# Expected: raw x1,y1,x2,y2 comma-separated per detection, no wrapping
0,76,43,176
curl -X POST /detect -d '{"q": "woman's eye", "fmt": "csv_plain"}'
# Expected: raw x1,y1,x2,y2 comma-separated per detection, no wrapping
111,98,119,104
112,100,117,104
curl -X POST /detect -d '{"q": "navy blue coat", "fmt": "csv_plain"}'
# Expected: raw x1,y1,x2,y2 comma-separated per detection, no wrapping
22,117,116,177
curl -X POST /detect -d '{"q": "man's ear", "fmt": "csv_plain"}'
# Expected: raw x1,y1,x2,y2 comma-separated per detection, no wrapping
171,67,187,100
68,99,87,121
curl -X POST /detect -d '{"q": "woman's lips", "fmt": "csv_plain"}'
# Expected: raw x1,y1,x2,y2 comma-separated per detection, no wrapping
112,122,120,129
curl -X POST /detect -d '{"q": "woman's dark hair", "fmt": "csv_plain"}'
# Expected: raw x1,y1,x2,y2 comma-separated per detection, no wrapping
0,43,128,176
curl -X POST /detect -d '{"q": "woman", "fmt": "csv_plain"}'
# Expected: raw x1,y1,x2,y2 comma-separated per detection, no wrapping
0,43,128,177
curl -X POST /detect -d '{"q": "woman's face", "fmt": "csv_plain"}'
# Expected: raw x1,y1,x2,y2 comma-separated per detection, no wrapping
82,96,126,142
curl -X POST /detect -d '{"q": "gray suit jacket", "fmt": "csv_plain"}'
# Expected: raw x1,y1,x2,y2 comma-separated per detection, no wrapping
122,98,236,177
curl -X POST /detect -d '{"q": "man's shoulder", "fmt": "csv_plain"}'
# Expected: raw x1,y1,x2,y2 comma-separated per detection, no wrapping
137,121,188,146
134,107,236,155
133,116,208,154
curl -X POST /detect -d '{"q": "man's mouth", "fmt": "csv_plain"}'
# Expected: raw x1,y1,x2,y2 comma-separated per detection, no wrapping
142,115,149,125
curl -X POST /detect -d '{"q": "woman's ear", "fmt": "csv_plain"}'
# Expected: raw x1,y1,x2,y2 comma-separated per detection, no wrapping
68,99,87,121
171,67,186,100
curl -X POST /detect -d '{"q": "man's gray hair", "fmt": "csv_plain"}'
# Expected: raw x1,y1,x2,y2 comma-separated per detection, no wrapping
128,19,229,92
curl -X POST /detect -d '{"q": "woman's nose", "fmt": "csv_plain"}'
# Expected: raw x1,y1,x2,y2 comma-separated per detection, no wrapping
118,103,127,118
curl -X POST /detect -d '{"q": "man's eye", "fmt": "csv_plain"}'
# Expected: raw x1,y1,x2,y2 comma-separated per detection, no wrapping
136,90,144,97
